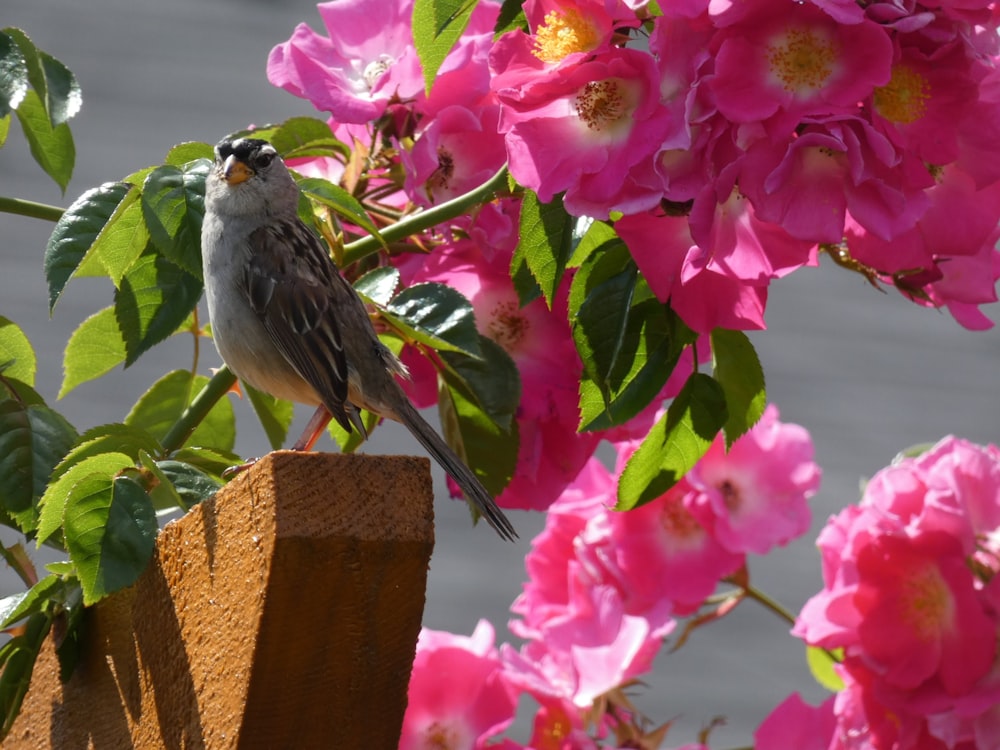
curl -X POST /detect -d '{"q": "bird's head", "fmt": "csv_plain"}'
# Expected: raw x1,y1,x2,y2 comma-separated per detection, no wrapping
205,137,298,217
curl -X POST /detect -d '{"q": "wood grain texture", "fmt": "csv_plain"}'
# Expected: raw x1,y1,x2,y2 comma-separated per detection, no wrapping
7,452,435,749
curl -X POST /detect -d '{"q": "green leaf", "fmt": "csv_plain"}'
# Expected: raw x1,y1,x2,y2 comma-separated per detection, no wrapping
617,373,727,510
354,265,401,307
573,264,636,392
296,176,383,243
806,646,844,692
577,304,682,432
63,474,157,605
125,370,235,452
439,375,519,497
0,609,52,739
0,574,63,629
36,452,133,546
154,460,220,511
89,187,149,286
0,31,28,116
14,89,74,192
115,245,202,367
59,306,127,397
164,141,214,166
0,317,36,386
513,190,576,308
0,397,78,533
494,0,528,35
235,117,349,160
140,159,211,277
0,114,10,148
3,27,81,126
243,383,294,451
385,283,483,357
170,446,242,482
439,336,521,432
711,328,766,448
52,423,162,481
45,181,131,311
412,0,478,94
567,228,634,318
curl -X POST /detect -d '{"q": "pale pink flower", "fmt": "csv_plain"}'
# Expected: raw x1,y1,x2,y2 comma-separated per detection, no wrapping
267,0,424,123
686,404,821,555
401,620,516,750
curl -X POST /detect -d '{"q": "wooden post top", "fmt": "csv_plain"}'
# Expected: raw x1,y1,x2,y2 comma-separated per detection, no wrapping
8,452,435,749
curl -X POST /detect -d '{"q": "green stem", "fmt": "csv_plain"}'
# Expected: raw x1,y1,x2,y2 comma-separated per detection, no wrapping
160,366,237,455
341,166,510,266
0,196,65,222
743,583,798,628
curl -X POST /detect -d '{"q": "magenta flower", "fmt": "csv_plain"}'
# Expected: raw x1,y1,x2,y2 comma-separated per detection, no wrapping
614,210,772,333
685,404,821,556
491,40,674,217
267,0,423,123
708,2,893,133
401,104,507,206
755,693,837,750
400,620,516,750
794,436,1000,748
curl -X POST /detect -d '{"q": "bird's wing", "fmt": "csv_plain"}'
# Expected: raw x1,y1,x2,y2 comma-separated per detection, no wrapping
243,220,355,432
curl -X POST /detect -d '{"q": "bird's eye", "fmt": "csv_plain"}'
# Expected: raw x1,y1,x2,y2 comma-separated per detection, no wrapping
255,152,275,169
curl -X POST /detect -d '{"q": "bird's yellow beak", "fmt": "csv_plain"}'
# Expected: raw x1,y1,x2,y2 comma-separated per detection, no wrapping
223,154,254,186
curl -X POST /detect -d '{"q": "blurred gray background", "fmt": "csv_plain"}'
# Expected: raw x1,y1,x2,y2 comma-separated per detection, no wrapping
2,1,998,746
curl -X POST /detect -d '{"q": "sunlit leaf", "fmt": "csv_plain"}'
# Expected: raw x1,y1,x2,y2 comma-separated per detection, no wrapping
59,306,127,398
617,373,727,510
125,370,235,452
140,159,211,277
384,282,483,357
0,317,35,386
14,89,74,191
114,245,202,367
514,190,575,309
45,182,131,311
63,474,157,605
711,328,767,448
0,31,28,117
36,452,133,546
412,0,477,94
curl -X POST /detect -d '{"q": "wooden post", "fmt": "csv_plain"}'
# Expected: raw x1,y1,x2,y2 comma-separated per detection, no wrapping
6,452,435,749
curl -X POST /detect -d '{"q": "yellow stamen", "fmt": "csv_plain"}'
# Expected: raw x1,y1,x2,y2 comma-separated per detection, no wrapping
533,9,601,63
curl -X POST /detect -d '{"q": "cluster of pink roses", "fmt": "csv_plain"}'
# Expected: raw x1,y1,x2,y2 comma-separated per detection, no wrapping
779,436,1000,750
270,0,1000,335
263,1,1000,747
399,406,820,748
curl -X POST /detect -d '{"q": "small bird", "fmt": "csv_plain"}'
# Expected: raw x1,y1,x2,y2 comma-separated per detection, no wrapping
200,136,517,541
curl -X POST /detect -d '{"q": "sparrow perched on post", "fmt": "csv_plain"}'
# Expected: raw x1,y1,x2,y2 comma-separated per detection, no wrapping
200,137,516,541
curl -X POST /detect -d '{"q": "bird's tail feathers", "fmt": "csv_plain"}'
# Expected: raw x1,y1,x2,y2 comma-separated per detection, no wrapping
397,401,517,542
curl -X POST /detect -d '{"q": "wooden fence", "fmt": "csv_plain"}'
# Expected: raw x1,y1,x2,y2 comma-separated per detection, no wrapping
7,452,435,749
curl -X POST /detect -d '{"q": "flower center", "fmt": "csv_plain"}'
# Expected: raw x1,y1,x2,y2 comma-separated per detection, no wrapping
487,300,530,352
874,64,930,125
717,479,741,512
766,28,837,95
363,55,395,89
575,79,627,131
426,146,455,197
660,497,701,539
533,9,601,63
422,720,460,750
901,565,953,641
